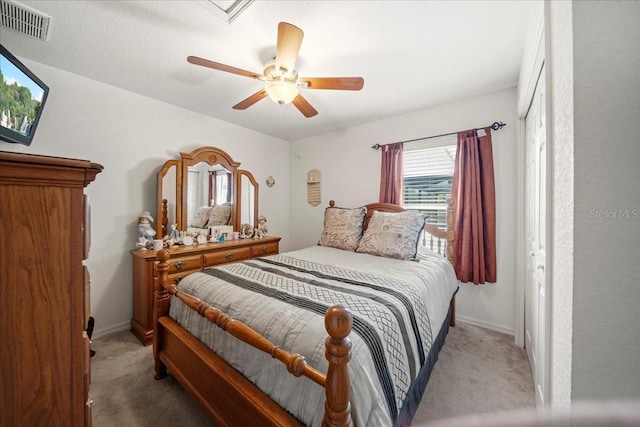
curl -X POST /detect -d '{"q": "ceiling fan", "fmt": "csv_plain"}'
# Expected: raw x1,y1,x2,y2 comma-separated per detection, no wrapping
187,22,364,118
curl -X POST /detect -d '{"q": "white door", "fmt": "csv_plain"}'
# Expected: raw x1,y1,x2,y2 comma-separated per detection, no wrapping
524,64,547,407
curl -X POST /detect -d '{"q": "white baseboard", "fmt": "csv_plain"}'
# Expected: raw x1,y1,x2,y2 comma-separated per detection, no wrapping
456,314,516,339
92,320,130,340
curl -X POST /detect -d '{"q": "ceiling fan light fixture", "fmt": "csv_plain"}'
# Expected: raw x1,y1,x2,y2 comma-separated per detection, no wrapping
188,22,363,117
265,80,299,105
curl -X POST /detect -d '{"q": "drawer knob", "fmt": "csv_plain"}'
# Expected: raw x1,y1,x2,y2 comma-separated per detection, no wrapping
174,261,186,269
225,253,233,260
262,247,268,253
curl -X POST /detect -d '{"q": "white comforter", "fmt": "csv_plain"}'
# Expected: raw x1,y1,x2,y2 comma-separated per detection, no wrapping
169,245,458,426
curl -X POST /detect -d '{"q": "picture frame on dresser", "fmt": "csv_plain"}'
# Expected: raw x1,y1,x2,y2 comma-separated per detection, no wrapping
210,224,233,240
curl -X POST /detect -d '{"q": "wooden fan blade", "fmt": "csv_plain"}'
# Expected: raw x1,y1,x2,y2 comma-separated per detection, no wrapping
292,94,318,118
276,22,304,74
233,90,268,110
187,56,263,80
299,77,365,90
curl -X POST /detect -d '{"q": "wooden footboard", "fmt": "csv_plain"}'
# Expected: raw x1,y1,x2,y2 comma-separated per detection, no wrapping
153,249,354,427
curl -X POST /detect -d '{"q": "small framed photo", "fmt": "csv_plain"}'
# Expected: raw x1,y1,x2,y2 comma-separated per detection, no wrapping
210,225,233,240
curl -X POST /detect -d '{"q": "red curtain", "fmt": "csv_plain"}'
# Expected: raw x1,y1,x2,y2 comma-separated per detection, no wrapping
452,128,497,284
379,142,404,204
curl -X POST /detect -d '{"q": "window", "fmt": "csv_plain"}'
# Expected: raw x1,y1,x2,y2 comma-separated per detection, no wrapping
214,171,229,205
187,170,202,225
403,135,456,229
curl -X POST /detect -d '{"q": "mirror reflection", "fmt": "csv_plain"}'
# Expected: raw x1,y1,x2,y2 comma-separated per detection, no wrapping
156,159,179,239
162,166,177,233
239,171,257,227
186,162,233,227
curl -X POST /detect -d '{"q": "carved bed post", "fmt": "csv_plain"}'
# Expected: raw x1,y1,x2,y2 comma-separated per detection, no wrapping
444,198,455,265
444,198,456,327
161,199,168,238
323,305,353,427
154,249,171,380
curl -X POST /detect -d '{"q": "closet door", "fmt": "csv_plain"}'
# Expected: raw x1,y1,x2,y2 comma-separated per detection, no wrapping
525,64,547,406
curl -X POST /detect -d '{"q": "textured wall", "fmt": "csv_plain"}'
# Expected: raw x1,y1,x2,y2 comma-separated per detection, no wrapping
571,0,640,400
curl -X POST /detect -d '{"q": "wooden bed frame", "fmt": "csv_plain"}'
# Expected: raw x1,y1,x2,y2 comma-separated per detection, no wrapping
153,201,455,426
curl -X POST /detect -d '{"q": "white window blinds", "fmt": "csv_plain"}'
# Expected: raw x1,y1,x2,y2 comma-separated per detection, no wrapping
403,135,456,228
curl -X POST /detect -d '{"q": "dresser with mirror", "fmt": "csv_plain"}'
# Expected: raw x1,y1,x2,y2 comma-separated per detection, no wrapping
131,146,280,345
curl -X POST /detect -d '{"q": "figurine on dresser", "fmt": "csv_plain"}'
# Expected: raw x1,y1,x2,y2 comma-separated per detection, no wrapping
162,223,179,246
136,211,156,249
256,215,268,238
240,223,254,239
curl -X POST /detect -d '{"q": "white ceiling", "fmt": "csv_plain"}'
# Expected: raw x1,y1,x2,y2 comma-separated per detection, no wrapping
0,0,538,141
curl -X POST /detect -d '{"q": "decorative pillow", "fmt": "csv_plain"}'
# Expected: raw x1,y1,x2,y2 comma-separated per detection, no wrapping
356,210,427,260
318,207,367,251
206,204,232,227
191,206,212,228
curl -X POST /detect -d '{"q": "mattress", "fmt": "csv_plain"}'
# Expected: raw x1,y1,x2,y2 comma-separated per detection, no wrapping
169,245,458,426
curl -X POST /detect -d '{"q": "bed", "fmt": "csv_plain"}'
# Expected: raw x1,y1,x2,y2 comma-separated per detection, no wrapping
153,201,458,426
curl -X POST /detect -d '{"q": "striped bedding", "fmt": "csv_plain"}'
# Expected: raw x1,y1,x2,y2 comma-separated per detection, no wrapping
169,245,458,426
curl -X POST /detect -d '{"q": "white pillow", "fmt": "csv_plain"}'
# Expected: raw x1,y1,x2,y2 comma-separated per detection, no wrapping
191,206,212,228
318,207,367,251
206,204,232,226
356,210,426,260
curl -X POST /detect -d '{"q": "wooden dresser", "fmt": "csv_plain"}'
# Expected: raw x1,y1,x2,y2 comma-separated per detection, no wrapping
0,151,102,426
130,236,280,345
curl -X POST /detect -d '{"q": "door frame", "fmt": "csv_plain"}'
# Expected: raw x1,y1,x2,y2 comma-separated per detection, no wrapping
515,4,545,349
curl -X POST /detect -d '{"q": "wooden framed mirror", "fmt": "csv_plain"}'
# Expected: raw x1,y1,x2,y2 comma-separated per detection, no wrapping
156,146,259,238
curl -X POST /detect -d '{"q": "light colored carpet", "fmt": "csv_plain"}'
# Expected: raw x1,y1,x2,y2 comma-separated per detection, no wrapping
90,322,534,426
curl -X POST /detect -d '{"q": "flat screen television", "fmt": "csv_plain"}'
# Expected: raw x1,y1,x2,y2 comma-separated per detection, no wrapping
0,43,49,146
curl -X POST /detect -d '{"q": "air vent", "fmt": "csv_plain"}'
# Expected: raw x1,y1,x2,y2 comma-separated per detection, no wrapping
0,0,50,41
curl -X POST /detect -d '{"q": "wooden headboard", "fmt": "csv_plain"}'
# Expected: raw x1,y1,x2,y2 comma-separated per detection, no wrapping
328,199,455,265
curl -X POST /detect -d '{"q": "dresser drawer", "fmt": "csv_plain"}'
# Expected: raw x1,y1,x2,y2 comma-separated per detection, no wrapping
167,269,199,284
204,247,251,267
158,254,203,276
251,242,279,257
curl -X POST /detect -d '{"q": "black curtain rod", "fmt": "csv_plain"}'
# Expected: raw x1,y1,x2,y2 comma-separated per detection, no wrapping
371,121,507,150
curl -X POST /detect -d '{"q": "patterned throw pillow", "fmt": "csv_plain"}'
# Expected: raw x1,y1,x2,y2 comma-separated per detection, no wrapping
191,206,212,228
356,210,427,260
206,204,232,226
318,207,367,251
